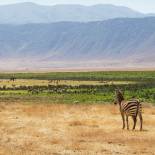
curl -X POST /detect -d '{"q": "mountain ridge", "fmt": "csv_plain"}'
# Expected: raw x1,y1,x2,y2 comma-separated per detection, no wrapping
0,3,149,24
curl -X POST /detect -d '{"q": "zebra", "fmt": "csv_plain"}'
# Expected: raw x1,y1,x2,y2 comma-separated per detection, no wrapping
114,89,143,131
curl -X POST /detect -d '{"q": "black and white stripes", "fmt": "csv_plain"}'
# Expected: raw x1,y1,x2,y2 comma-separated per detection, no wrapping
114,90,143,131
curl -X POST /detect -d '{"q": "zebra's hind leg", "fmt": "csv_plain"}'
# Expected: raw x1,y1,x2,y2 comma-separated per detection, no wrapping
132,116,137,130
126,115,129,130
139,113,143,131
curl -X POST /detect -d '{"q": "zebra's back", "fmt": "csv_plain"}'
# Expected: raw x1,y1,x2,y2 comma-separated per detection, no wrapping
121,100,142,116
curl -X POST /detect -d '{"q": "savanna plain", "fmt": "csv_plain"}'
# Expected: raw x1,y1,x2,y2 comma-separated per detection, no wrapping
0,71,155,155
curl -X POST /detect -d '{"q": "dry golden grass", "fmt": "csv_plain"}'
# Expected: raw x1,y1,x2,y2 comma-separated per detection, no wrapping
0,102,155,155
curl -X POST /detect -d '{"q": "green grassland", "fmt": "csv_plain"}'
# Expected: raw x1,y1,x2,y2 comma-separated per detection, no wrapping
0,71,155,81
0,71,155,104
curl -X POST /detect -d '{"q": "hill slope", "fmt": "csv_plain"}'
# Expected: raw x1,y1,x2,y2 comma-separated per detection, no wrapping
0,17,155,70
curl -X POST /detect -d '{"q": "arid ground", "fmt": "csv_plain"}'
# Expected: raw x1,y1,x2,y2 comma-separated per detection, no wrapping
0,102,155,155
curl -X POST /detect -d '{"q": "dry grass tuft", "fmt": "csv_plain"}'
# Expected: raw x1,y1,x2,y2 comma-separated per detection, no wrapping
69,120,84,126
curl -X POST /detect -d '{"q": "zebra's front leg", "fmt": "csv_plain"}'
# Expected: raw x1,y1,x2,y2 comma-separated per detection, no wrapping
121,112,125,129
126,115,129,130
132,116,137,130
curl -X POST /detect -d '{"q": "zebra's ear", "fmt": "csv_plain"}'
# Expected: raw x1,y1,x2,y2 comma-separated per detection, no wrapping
115,89,122,96
119,89,124,95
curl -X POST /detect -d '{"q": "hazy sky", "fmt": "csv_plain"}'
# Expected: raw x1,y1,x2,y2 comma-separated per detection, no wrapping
0,0,154,13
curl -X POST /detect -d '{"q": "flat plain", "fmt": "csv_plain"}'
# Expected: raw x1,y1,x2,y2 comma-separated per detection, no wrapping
0,102,155,155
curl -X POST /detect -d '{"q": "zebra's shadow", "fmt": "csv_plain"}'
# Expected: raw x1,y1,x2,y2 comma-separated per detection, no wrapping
121,129,149,132
131,129,148,132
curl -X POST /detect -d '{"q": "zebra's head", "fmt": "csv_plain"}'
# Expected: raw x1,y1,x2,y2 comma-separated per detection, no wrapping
114,89,124,104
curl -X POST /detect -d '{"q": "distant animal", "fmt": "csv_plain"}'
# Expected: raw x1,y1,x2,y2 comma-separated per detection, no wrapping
114,89,143,131
10,76,16,81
